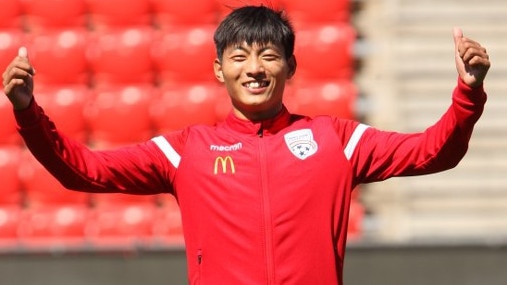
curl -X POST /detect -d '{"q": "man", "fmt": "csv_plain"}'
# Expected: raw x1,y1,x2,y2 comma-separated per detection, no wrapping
2,5,490,285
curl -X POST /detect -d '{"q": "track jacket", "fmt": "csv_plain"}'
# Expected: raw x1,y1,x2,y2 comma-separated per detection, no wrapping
15,78,486,284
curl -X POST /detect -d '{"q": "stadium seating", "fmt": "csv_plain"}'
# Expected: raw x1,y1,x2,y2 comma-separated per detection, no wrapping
87,196,157,248
18,154,91,248
0,97,22,146
0,147,22,205
87,27,155,86
280,0,350,23
86,0,152,29
151,25,217,84
289,80,357,119
151,82,220,133
86,84,155,146
0,0,22,29
33,85,89,142
0,206,22,248
150,0,219,28
294,23,355,81
25,28,89,85
21,0,87,32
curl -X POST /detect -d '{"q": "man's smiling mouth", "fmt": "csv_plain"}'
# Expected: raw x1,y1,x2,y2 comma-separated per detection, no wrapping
243,81,269,89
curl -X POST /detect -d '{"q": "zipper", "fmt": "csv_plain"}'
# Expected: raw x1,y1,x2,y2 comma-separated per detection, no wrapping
197,249,203,284
257,126,275,284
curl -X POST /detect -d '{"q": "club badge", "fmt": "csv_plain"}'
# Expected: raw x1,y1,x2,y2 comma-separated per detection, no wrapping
284,129,318,160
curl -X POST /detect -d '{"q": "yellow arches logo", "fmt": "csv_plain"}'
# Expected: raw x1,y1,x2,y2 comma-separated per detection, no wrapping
214,156,235,175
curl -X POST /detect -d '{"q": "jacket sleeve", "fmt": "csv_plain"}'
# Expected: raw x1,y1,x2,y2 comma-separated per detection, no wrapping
14,98,176,195
349,78,487,185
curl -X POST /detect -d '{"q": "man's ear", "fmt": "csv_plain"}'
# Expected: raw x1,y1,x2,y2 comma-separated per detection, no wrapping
287,55,297,79
214,58,225,83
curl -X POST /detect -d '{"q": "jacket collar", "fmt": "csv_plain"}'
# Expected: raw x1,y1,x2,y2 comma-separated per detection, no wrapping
223,105,292,136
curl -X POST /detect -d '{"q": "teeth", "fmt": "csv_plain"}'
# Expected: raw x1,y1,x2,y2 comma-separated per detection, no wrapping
246,81,266,88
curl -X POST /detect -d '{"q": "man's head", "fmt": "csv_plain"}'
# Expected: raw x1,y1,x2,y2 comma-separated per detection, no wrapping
213,6,297,121
214,5,295,61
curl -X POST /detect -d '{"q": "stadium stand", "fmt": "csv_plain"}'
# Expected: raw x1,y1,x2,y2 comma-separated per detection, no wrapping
21,0,87,32
0,0,360,250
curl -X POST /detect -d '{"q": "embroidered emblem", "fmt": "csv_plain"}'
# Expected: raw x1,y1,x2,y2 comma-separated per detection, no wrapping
214,156,235,175
284,129,318,160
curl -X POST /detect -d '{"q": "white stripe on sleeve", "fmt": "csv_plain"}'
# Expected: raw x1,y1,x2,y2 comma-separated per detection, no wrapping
151,136,181,168
344,123,369,160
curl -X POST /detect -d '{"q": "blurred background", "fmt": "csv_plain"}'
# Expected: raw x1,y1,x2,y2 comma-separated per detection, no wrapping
0,0,506,284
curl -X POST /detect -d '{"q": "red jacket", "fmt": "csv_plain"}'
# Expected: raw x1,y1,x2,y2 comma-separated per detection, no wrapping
15,79,486,284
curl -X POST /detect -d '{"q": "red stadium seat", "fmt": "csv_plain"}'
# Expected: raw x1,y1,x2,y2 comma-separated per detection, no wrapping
150,0,219,28
151,82,220,133
21,0,87,32
25,28,89,85
280,0,350,24
0,147,22,204
34,85,89,142
87,202,157,248
294,23,355,81
0,0,22,29
288,80,357,119
86,0,152,29
20,153,90,206
0,96,22,145
18,153,91,248
87,27,155,86
0,206,22,247
347,192,364,240
18,204,90,249
86,84,155,146
151,25,217,84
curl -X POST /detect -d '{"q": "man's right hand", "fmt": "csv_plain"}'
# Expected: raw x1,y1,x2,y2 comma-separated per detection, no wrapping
2,47,35,110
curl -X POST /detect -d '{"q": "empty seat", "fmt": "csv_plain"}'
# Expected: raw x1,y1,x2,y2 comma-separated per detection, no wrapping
294,23,355,81
281,0,350,24
151,25,217,84
20,153,90,206
25,28,89,85
0,0,22,29
151,82,220,133
86,0,151,29
18,204,90,249
21,0,87,32
0,147,22,204
289,80,357,119
34,85,89,142
18,153,91,249
0,96,22,145
87,202,157,248
150,0,219,28
86,84,155,146
87,27,155,86
0,206,22,248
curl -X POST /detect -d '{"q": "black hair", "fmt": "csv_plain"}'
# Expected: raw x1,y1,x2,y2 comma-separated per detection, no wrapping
213,5,295,60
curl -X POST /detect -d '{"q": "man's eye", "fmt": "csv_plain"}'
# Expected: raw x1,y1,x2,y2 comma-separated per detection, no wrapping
232,55,246,61
263,55,279,61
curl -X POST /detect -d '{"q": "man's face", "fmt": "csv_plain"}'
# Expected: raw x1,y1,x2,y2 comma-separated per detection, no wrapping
214,41,296,121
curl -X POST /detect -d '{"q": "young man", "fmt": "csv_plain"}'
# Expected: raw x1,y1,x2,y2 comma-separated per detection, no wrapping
2,5,490,285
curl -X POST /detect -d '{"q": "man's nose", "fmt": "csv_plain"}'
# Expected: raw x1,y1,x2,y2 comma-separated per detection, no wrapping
245,57,265,77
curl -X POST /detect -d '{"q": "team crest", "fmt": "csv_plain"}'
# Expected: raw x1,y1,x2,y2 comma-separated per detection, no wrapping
284,129,318,160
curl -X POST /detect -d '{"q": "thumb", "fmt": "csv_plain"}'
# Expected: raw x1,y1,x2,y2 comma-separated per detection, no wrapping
18,46,28,58
453,27,463,53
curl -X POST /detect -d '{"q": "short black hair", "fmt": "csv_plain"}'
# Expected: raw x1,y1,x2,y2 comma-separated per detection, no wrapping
213,5,295,60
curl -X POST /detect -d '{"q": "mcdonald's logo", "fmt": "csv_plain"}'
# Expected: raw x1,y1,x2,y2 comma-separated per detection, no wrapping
214,156,235,175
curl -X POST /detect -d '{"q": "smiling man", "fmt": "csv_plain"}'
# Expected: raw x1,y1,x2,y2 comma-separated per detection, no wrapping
2,5,490,285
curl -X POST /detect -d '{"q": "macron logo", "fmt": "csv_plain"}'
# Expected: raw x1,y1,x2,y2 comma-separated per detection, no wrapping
210,142,243,152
